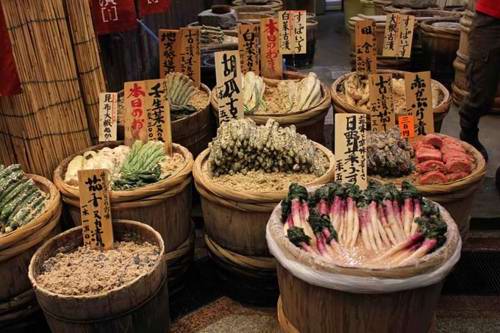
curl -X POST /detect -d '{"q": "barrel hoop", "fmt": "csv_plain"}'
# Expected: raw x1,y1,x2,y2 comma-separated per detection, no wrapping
277,297,299,333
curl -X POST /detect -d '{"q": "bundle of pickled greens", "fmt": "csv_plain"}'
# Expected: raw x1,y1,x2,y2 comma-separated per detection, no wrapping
64,141,185,191
282,181,448,268
0,164,48,234
208,118,325,177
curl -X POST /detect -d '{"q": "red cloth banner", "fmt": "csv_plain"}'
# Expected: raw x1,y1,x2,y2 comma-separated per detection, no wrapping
138,0,171,17
91,0,137,35
0,5,21,96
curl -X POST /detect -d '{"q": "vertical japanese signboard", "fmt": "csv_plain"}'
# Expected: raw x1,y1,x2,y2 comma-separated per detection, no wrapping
399,115,416,139
382,14,415,58
124,81,148,145
278,10,307,55
78,169,113,249
215,50,244,124
178,27,200,87
334,114,368,190
404,71,434,136
145,79,172,155
369,74,395,132
159,29,179,77
260,17,283,79
98,92,118,142
355,20,377,74
238,23,260,75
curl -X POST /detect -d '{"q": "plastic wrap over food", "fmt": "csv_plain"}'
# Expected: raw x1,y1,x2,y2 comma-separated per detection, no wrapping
266,202,462,294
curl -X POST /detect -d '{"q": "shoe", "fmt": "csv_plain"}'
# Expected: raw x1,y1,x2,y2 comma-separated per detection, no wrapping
460,130,489,162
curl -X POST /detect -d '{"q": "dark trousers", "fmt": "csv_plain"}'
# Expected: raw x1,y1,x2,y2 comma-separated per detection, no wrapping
459,12,500,131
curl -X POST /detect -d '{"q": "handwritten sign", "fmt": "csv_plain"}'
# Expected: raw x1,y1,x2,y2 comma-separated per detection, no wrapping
260,17,283,79
179,27,200,87
215,50,244,124
238,23,260,75
369,74,395,132
278,10,307,55
78,169,113,249
355,20,377,74
124,81,148,145
145,79,172,155
159,29,179,77
382,14,415,58
404,71,434,136
399,115,416,139
334,114,368,190
98,92,118,142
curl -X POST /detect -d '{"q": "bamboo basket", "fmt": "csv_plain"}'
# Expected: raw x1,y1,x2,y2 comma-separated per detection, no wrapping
268,201,461,333
331,69,452,132
193,143,335,298
0,174,61,329
370,134,486,239
232,0,284,12
28,220,169,333
0,0,92,178
53,142,194,289
420,18,460,89
211,71,331,144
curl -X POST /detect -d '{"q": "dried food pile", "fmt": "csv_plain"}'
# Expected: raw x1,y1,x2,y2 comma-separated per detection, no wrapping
64,141,186,190
0,164,48,234
206,119,329,192
36,240,160,296
242,71,322,115
281,181,448,268
342,74,442,114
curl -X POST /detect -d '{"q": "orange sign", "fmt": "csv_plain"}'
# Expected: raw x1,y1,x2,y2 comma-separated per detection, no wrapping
399,115,415,139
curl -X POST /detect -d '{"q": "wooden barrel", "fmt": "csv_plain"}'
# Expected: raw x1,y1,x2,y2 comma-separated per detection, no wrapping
193,143,335,301
232,0,284,12
284,16,319,68
420,18,461,89
331,69,452,132
453,6,500,113
383,5,464,17
211,71,331,144
374,0,391,14
53,142,194,291
28,220,169,333
0,174,61,330
360,0,376,15
268,202,461,333
344,0,362,30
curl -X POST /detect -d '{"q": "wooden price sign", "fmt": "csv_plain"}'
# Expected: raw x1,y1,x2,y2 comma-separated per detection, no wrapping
178,27,200,87
98,92,118,142
159,29,180,77
145,79,172,155
369,73,395,132
78,169,113,249
215,50,244,124
260,17,283,79
334,114,368,190
404,71,434,136
124,81,148,145
355,20,377,74
278,10,307,55
399,115,416,139
382,14,415,58
238,23,260,75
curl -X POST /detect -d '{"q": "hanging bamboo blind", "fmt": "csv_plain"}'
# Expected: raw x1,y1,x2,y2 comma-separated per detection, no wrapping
0,0,92,178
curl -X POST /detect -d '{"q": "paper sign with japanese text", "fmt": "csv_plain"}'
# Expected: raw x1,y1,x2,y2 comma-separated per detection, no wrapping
399,115,416,139
178,27,200,87
355,20,377,74
145,79,172,155
369,74,395,132
404,71,434,136
215,50,244,124
98,92,118,142
260,17,283,79
124,81,148,146
78,169,113,249
238,23,260,75
159,29,179,77
278,10,307,55
382,14,415,58
334,114,368,190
